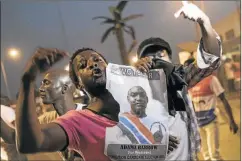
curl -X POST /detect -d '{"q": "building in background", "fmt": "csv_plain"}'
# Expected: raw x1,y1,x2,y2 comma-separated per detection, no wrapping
177,8,241,91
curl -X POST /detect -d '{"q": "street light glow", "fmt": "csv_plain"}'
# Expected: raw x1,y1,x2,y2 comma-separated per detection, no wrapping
8,48,19,59
131,56,138,63
65,65,69,71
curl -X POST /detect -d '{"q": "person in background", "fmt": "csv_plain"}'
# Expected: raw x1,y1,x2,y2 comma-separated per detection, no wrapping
1,100,28,161
35,96,44,116
1,69,85,161
224,58,236,92
184,58,238,160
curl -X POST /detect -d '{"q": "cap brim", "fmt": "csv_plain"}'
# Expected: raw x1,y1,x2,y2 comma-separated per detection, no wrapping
139,44,164,58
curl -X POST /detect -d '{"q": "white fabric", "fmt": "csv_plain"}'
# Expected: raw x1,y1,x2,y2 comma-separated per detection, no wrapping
105,63,169,161
1,105,16,160
190,76,224,112
1,105,15,128
75,103,86,110
210,76,225,97
196,32,222,69
166,112,189,161
1,146,9,160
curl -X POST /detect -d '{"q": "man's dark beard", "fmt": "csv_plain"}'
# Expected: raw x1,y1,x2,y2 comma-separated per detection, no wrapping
87,75,106,97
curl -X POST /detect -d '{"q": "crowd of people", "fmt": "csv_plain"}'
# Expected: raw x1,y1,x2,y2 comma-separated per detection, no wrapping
0,2,239,161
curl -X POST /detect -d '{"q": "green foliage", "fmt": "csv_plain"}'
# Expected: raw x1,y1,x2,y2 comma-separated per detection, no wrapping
93,1,143,43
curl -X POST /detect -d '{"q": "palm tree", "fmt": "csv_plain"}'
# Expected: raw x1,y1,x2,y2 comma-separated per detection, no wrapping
93,1,143,65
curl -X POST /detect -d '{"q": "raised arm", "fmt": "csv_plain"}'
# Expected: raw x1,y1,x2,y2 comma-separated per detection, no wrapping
15,48,68,153
176,2,222,88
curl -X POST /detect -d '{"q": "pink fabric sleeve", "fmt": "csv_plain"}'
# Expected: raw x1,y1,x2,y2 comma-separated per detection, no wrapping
53,110,86,151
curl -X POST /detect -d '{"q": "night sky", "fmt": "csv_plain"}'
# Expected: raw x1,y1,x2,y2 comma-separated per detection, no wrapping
1,1,239,98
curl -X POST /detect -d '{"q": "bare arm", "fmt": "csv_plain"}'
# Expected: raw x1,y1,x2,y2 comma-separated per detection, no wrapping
16,75,68,153
176,3,222,88
0,112,61,146
218,93,236,124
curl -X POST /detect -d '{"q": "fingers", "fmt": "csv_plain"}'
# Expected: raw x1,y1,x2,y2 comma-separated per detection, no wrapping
137,66,147,73
53,48,69,57
142,63,150,72
174,7,184,18
233,126,238,134
169,136,179,147
134,57,153,73
181,12,195,21
44,55,51,65
174,1,189,18
230,123,239,134
169,140,178,148
49,52,55,63
169,135,179,143
31,47,67,73
175,1,202,20
168,135,180,154
168,146,174,154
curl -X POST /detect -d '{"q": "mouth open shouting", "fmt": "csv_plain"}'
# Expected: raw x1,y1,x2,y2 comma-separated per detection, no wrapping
92,67,106,85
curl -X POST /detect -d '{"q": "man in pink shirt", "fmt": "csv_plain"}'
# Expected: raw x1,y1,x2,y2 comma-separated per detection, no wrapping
15,48,120,161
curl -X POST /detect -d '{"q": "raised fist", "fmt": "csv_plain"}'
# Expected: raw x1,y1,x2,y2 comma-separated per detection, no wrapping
23,47,67,79
175,1,210,24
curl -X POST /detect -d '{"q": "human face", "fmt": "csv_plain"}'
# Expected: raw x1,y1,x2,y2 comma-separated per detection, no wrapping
39,74,62,104
154,50,171,63
142,47,171,63
73,50,107,96
128,86,148,114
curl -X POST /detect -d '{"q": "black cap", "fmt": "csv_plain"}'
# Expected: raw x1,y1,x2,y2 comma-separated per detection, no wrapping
137,37,172,58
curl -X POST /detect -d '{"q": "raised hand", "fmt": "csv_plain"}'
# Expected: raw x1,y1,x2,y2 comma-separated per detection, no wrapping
23,47,68,79
174,1,209,24
133,57,153,73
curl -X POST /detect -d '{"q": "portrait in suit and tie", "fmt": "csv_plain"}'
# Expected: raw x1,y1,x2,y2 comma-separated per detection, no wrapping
105,86,166,146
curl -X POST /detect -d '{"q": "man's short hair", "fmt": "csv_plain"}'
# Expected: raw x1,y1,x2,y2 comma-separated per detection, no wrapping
137,37,172,58
69,48,108,88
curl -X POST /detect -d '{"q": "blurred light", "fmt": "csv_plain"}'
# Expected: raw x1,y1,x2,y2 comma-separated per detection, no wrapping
79,90,84,96
8,48,20,59
65,65,69,71
131,56,138,63
222,55,227,61
1,146,8,160
74,94,78,98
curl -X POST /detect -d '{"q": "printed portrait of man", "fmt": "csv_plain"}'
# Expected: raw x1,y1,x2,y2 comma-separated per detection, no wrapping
105,86,166,146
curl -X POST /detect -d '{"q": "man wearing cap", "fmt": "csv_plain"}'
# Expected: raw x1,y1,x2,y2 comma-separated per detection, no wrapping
133,2,222,161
